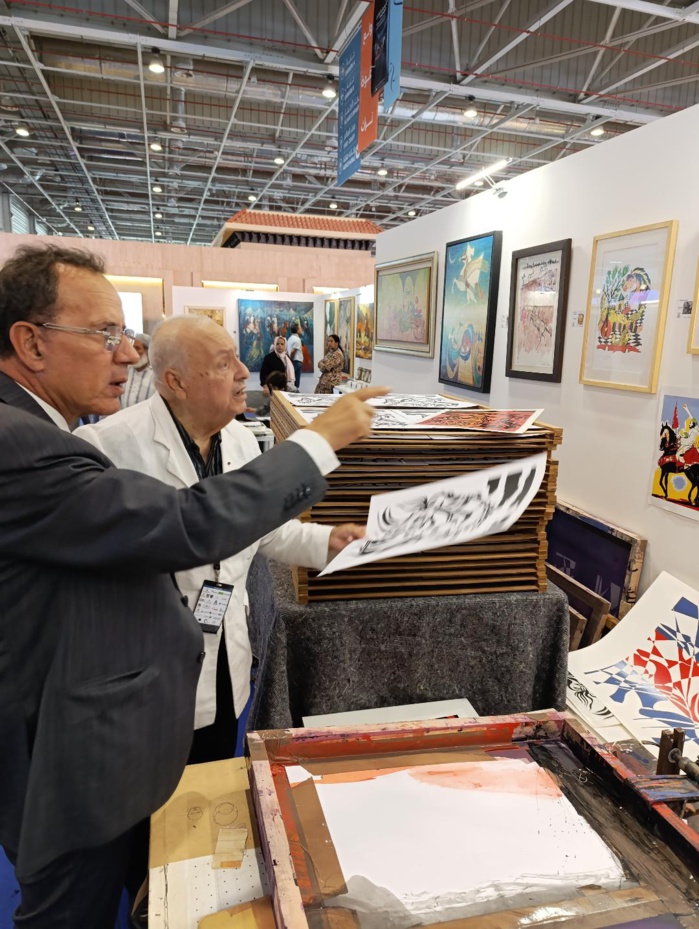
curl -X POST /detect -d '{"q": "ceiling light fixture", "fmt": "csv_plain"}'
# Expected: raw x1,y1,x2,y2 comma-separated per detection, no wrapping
455,158,510,191
377,166,388,177
87,224,95,231
329,202,338,210
152,185,162,193
248,194,257,202
590,126,605,137
73,203,82,212
463,107,478,119
273,156,285,166
150,141,163,152
473,179,484,187
407,210,416,217
14,124,30,137
148,50,165,75
321,76,337,99
154,211,163,219
155,230,162,236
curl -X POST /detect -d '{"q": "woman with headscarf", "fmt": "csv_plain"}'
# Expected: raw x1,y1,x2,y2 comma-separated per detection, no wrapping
259,335,296,390
315,334,344,394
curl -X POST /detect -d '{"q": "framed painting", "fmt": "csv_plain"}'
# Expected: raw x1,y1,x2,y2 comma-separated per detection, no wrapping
546,500,647,618
438,231,503,393
238,298,314,373
650,390,699,522
337,296,355,377
689,260,699,354
506,238,572,382
184,305,225,327
579,220,678,393
355,301,374,359
374,252,437,358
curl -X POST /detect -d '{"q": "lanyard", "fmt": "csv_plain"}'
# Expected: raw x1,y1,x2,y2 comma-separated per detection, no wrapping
214,562,221,583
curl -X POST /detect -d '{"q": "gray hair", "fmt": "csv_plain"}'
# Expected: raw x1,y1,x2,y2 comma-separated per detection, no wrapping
150,315,218,384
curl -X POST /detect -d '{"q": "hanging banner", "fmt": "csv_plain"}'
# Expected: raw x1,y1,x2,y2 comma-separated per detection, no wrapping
371,0,389,96
383,0,404,111
337,25,362,186
358,0,378,153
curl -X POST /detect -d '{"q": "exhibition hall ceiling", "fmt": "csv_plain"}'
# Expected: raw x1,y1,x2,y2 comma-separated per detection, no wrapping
0,0,697,244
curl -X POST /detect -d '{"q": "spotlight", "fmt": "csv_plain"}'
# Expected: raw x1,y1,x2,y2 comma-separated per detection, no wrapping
148,50,165,74
321,76,337,99
150,141,163,152
152,185,162,193
407,210,416,217
492,186,507,199
273,156,285,165
155,230,162,236
87,224,95,231
248,194,257,202
73,203,82,212
377,166,388,177
154,211,163,219
329,202,338,210
463,107,478,119
14,125,30,137
591,126,605,137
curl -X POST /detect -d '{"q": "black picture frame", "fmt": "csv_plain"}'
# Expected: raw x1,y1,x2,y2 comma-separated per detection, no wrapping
438,230,502,394
506,238,572,383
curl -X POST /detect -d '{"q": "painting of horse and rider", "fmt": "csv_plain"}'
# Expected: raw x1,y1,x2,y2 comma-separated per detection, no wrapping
651,392,699,521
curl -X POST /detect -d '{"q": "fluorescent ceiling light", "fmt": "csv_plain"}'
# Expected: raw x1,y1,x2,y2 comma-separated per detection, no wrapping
455,158,510,191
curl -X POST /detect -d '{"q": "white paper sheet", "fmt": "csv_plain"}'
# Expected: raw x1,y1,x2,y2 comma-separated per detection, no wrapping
310,758,624,921
297,408,446,429
285,393,477,409
568,571,699,755
320,453,547,575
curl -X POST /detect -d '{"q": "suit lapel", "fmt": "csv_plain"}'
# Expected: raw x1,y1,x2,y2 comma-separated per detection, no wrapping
149,394,199,486
0,371,56,425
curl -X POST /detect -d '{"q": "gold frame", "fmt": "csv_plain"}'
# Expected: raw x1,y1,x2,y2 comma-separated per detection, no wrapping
374,252,438,358
337,294,355,378
579,220,678,393
688,259,699,355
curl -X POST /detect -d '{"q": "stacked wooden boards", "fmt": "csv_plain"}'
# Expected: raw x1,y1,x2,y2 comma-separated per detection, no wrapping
270,392,563,603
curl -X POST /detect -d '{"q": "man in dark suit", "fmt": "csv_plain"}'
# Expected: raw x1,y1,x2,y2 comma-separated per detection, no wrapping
0,244,384,929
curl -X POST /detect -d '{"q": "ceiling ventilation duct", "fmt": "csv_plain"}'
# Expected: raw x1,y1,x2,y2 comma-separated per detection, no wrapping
170,87,187,134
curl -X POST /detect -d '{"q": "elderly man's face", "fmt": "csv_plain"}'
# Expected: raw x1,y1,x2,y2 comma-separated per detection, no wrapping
37,267,139,419
179,324,249,426
133,338,147,358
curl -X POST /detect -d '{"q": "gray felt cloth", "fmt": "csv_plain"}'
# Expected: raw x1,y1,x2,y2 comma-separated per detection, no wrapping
245,556,569,732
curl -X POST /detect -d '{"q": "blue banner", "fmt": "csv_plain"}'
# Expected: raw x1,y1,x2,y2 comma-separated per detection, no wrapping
337,26,362,187
383,0,403,111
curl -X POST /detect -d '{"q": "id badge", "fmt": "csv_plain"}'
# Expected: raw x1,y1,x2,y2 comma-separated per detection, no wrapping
193,580,234,634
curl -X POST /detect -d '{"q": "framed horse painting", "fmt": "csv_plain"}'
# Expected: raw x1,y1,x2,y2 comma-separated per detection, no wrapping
438,231,502,393
650,390,699,522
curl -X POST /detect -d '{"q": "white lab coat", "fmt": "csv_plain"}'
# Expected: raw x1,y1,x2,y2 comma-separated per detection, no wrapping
75,394,331,727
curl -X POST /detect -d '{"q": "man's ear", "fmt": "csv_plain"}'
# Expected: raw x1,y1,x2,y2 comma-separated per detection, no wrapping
162,368,187,398
9,322,46,372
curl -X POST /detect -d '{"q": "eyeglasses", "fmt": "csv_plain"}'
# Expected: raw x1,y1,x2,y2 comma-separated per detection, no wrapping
39,322,136,352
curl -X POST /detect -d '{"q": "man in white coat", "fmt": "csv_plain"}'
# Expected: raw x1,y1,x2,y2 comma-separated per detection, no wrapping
76,315,363,762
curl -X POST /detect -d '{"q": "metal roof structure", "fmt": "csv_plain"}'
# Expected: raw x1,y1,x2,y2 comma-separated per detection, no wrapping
0,0,697,244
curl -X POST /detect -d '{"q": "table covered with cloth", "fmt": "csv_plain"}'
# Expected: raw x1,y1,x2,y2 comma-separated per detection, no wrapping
245,556,569,732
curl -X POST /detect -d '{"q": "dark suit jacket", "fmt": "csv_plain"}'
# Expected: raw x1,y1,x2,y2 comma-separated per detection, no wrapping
0,372,327,880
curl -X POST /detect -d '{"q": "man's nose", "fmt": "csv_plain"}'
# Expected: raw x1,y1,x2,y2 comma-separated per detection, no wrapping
115,336,140,364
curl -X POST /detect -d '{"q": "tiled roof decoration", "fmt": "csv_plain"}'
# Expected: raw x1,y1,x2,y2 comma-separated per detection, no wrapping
227,209,382,236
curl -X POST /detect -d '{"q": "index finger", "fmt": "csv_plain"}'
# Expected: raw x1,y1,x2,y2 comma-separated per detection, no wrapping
350,386,392,401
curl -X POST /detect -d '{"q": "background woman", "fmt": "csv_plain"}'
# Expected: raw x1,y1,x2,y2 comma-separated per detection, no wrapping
316,334,344,393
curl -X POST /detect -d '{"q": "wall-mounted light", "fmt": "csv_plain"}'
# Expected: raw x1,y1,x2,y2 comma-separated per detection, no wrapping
148,50,165,74
455,158,510,191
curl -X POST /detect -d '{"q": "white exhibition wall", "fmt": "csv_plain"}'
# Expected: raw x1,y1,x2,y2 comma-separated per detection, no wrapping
171,286,324,392
373,103,699,593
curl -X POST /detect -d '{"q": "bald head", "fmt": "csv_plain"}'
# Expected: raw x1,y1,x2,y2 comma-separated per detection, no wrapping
151,315,250,435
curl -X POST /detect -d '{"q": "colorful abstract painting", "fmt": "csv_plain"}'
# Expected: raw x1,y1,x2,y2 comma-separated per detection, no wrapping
414,408,542,434
374,253,437,358
439,232,502,393
355,301,374,359
650,390,699,522
238,298,314,373
569,572,699,755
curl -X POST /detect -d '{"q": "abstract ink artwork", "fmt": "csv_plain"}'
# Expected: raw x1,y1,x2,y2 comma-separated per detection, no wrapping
650,391,699,522
506,239,571,382
580,221,678,393
321,453,547,575
569,572,699,755
238,299,314,373
374,252,438,357
414,408,542,434
439,231,502,393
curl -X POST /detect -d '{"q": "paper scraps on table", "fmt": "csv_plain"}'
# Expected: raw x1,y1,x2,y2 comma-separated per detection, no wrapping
212,824,248,869
320,453,547,575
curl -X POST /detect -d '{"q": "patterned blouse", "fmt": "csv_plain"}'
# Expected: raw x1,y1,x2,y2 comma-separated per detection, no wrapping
315,348,344,393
